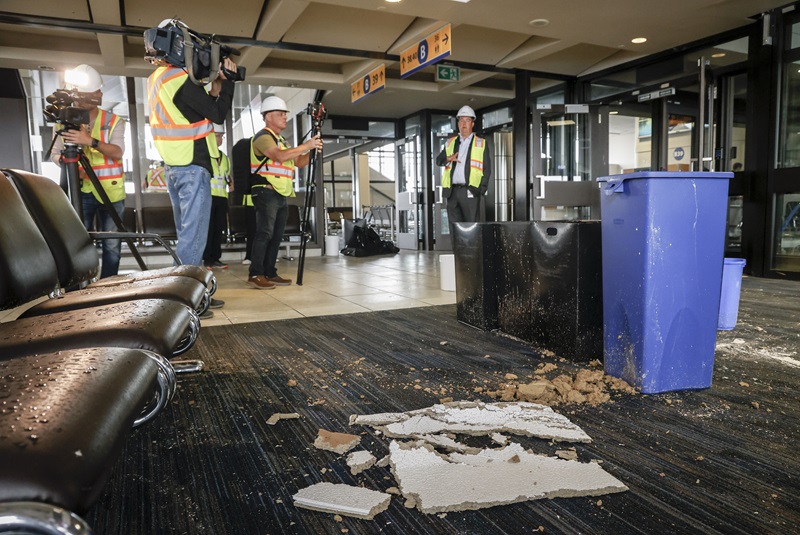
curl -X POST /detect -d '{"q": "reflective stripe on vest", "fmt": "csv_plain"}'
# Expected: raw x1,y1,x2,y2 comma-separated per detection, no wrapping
211,152,230,199
147,66,217,166
441,135,486,189
80,109,125,203
250,128,296,197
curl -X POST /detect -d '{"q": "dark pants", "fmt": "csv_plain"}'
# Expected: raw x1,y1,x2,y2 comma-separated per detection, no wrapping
82,192,124,279
244,205,256,261
446,185,481,237
203,195,228,264
249,188,288,278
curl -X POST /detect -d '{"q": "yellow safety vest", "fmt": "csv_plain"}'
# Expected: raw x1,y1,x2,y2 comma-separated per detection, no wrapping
441,135,486,189
147,66,218,166
211,152,230,199
250,128,296,197
79,110,125,203
145,165,168,191
242,194,254,207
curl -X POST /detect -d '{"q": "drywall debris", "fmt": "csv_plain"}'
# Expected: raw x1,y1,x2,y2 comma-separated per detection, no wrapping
314,429,361,454
491,433,508,446
376,455,390,468
388,440,627,514
346,450,377,475
555,448,578,461
292,482,391,520
351,401,592,443
486,368,636,406
412,433,480,454
266,412,301,425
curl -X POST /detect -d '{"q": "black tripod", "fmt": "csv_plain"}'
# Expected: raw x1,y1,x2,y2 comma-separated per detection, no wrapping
60,142,149,271
296,102,326,286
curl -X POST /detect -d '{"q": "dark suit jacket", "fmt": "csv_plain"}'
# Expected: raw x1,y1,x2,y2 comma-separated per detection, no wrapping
436,134,492,199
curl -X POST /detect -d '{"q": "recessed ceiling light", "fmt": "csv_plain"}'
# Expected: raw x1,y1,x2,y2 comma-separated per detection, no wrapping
609,111,619,115
711,53,726,58
529,19,550,27
38,65,55,71
385,0,402,3
631,37,647,44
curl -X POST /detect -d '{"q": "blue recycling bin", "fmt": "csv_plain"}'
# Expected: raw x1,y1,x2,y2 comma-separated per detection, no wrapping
597,171,732,393
718,258,746,330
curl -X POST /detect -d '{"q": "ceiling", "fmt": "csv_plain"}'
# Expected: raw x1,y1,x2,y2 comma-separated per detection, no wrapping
0,0,791,119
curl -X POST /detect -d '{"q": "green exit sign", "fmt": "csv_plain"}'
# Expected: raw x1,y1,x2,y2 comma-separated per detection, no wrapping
435,65,461,82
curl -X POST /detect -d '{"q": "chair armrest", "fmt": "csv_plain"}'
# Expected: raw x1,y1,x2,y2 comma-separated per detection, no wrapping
89,231,181,265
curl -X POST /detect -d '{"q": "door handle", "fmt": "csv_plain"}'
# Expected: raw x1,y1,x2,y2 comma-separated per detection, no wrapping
435,186,443,204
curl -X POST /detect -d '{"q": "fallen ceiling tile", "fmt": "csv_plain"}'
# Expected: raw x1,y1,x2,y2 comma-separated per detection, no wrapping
388,440,627,514
314,429,361,454
292,482,391,520
412,433,480,454
346,450,377,475
351,401,592,443
266,412,301,425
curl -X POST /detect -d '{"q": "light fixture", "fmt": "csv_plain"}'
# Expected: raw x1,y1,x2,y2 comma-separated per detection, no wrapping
631,37,647,44
711,53,726,58
609,111,619,115
38,65,55,71
529,19,550,27
385,0,402,3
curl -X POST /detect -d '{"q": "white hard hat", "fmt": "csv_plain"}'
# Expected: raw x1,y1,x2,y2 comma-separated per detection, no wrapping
260,96,289,114
456,105,476,119
65,64,103,93
213,124,225,134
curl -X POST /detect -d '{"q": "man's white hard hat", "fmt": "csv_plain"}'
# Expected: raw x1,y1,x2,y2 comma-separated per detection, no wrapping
456,105,476,119
213,123,225,134
65,64,103,93
260,96,290,114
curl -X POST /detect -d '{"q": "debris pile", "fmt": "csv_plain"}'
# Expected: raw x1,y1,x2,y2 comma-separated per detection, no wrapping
486,362,637,406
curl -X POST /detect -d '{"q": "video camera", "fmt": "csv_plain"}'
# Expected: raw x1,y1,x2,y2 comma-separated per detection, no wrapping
307,101,327,133
144,18,246,85
43,89,93,131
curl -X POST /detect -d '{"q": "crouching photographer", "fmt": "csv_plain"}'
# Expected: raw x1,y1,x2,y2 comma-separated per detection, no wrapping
143,19,239,289
49,64,127,279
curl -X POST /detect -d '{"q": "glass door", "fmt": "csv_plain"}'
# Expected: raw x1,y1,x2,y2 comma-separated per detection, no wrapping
532,107,598,220
396,134,421,250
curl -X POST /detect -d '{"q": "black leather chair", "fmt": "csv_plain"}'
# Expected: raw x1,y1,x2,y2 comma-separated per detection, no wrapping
0,174,199,358
3,169,216,296
0,347,176,535
3,169,211,316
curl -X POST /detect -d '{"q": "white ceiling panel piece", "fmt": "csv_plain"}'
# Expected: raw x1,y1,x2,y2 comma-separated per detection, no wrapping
519,43,630,76
0,0,89,20
448,24,531,65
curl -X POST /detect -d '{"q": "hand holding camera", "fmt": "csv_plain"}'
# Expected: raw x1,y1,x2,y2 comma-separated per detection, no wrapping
60,126,93,147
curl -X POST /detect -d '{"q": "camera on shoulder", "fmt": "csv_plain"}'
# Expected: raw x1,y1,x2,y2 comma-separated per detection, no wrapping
143,18,246,85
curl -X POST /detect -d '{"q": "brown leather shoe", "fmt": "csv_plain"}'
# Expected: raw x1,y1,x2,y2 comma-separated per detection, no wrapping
248,275,276,290
266,275,292,286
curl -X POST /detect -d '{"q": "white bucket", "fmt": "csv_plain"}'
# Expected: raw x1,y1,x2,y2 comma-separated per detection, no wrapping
440,254,455,292
325,235,340,257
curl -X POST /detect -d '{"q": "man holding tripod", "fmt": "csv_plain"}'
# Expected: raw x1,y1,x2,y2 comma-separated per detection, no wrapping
50,64,126,279
247,96,323,290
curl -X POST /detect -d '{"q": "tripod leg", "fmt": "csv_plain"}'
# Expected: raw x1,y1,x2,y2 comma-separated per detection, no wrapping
79,154,149,271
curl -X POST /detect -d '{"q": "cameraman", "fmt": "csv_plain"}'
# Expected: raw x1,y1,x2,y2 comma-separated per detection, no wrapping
50,64,126,279
247,96,323,289
146,23,237,283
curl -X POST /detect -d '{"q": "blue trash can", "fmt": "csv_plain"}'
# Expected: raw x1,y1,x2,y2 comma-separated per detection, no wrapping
718,258,746,330
597,171,732,393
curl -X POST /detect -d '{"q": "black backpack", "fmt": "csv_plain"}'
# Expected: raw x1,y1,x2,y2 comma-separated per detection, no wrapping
231,137,252,205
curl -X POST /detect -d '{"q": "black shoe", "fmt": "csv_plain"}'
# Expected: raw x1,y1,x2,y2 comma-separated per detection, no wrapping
200,309,214,319
209,298,225,309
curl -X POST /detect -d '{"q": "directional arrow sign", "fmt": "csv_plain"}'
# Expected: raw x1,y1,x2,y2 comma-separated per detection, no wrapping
400,24,452,79
351,64,386,104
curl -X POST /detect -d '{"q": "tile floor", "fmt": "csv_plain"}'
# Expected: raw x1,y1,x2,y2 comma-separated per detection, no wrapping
0,251,457,324
201,251,457,326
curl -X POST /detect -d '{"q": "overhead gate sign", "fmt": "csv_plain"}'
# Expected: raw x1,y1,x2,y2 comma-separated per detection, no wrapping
351,64,386,104
400,24,451,78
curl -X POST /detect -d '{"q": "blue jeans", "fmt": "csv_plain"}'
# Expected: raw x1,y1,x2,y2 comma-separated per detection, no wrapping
82,193,124,279
249,187,287,278
166,164,211,266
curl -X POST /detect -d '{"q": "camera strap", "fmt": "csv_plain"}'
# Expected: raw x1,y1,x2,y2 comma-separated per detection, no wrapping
181,26,221,86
